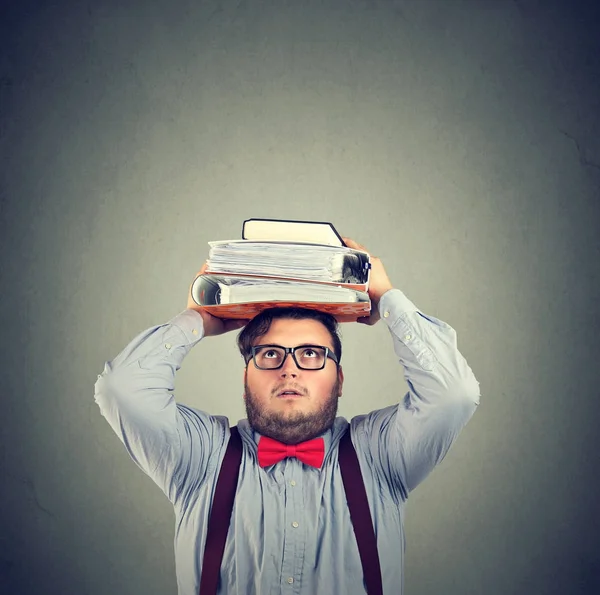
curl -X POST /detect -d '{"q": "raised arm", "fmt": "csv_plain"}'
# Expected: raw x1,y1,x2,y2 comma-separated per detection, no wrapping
342,238,480,500
358,289,480,498
93,266,249,502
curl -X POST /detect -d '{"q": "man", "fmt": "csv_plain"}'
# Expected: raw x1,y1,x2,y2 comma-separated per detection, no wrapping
94,237,481,595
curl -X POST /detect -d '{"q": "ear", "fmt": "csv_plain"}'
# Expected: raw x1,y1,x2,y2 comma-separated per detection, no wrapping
338,366,344,397
242,368,247,399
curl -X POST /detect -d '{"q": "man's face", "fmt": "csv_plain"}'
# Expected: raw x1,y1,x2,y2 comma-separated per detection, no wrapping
243,318,344,444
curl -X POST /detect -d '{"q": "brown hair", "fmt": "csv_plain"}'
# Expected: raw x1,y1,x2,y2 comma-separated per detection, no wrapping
236,307,342,366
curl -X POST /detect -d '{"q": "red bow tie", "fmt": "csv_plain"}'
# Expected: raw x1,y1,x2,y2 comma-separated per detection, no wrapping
257,436,325,468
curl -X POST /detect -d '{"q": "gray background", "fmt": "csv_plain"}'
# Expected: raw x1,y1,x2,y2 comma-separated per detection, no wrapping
1,0,599,593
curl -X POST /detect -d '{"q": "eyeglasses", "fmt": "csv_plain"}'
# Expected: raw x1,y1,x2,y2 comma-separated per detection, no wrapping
246,344,339,370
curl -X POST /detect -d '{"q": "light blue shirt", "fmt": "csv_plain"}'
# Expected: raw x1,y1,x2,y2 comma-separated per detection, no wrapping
94,289,480,595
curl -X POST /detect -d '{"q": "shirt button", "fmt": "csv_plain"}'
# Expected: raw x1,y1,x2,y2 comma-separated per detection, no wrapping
165,343,172,349
287,577,294,584
405,334,412,341
192,329,198,335
292,521,299,528
383,311,390,318
290,480,296,486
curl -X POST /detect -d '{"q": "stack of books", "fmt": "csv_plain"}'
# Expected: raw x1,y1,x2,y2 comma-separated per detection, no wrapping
190,219,372,322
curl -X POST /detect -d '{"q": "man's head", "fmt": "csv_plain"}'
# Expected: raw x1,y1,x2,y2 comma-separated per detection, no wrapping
237,308,344,444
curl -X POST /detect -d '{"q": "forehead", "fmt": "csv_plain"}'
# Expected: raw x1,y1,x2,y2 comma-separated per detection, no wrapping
256,318,333,349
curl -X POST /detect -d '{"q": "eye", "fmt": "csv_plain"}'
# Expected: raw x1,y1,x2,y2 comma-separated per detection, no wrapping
301,348,317,357
264,349,279,358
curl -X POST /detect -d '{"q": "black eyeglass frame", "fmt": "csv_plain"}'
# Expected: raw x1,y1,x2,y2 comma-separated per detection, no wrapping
245,344,339,370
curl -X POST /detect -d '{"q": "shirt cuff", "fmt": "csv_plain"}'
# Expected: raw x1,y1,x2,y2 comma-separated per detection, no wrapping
377,289,439,371
378,288,419,324
167,308,207,344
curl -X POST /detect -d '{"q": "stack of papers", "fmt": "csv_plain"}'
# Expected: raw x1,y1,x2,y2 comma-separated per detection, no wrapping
206,241,369,284
189,220,372,322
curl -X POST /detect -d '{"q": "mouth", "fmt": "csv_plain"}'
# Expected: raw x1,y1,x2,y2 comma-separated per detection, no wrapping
277,390,303,398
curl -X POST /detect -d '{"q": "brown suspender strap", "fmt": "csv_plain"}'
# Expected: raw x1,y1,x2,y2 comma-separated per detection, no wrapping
199,425,383,595
199,426,243,595
338,428,384,595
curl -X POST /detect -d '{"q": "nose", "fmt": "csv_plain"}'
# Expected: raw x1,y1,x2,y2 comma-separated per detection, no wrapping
279,352,300,376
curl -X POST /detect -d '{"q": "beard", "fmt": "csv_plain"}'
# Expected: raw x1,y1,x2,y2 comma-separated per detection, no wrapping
243,376,341,444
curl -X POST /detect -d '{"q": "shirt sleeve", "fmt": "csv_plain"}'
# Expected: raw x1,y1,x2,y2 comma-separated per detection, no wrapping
351,289,481,501
93,309,229,503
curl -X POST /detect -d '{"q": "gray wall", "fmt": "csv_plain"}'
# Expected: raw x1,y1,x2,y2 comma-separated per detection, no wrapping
1,0,599,593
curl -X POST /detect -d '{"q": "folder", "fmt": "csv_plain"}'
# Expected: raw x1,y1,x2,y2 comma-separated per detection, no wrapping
190,219,372,323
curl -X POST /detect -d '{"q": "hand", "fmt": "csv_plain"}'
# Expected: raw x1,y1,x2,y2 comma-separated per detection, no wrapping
342,237,394,326
187,263,251,337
